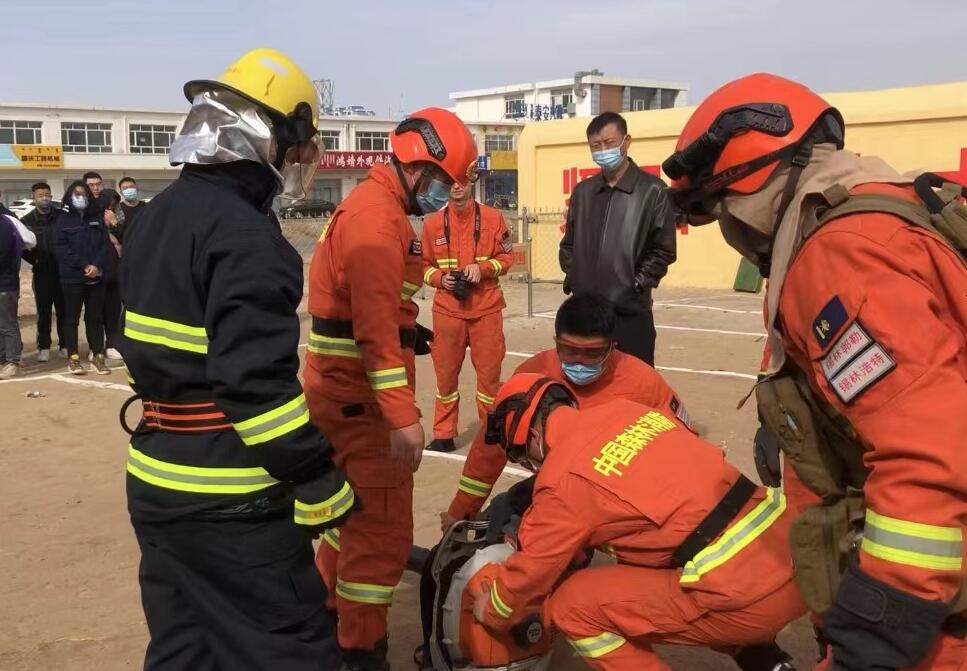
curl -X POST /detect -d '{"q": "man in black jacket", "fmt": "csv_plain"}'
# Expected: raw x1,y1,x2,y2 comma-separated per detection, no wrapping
21,182,66,362
559,112,676,365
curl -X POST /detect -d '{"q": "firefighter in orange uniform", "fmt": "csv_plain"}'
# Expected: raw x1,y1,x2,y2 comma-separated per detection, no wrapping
304,107,477,670
664,73,967,670
443,293,692,527
421,169,514,453
472,373,803,671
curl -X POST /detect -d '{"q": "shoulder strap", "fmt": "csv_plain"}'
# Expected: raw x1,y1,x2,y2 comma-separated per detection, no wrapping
817,185,933,230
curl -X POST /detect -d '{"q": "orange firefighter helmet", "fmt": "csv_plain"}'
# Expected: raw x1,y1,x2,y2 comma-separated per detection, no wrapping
391,107,478,186
487,374,575,469
662,73,844,217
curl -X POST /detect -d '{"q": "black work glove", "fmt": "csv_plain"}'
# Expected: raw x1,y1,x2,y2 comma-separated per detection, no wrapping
753,424,782,487
824,562,948,670
484,476,536,545
633,271,653,294
562,279,571,295
292,469,359,538
414,323,433,356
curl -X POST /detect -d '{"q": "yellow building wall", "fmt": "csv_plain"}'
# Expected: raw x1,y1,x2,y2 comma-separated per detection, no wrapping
518,81,967,288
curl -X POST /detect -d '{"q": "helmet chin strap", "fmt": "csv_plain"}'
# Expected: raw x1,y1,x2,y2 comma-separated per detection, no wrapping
393,159,423,215
759,142,813,278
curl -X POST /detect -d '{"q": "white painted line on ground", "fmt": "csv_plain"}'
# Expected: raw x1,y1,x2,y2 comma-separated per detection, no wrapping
422,450,530,479
533,311,556,319
657,324,765,337
0,371,131,392
505,350,533,359
655,303,760,315
656,365,757,381
654,293,742,304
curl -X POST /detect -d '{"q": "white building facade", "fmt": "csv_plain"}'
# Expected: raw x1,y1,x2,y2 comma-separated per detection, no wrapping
0,102,185,205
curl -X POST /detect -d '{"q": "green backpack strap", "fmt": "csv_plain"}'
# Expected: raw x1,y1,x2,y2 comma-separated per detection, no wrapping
817,183,933,230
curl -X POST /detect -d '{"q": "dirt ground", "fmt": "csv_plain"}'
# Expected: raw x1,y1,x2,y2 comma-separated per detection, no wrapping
0,280,819,670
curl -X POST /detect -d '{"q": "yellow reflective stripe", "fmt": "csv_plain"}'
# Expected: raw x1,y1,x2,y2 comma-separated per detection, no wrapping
680,488,786,584
124,311,208,354
367,367,408,391
438,258,459,269
401,281,420,302
323,528,341,552
488,258,503,274
233,394,310,446
336,579,395,605
476,390,495,405
863,509,963,571
423,267,440,285
294,481,355,526
490,581,513,618
475,256,490,261
458,476,492,498
126,445,278,495
568,632,627,659
436,390,460,404
307,331,362,359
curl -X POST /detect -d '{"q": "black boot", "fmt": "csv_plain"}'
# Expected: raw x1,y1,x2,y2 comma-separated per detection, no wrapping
426,438,456,453
341,637,390,671
733,642,796,671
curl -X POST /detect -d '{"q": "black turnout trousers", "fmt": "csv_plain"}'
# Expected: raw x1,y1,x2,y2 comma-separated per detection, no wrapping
134,512,340,670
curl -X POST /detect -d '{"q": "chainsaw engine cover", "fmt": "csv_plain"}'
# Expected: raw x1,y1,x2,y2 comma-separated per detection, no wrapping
425,520,553,671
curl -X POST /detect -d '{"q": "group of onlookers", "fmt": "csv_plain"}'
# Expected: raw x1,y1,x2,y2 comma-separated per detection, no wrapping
0,172,146,378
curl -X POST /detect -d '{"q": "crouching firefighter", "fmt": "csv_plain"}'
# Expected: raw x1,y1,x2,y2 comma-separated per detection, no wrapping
305,106,478,670
471,373,803,671
119,49,354,669
664,72,967,671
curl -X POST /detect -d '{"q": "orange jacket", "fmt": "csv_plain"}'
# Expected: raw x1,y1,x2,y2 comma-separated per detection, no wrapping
422,201,513,319
448,348,691,520
305,166,423,429
779,183,967,604
479,400,794,630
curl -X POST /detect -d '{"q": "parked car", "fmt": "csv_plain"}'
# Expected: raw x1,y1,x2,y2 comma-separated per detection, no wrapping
280,199,336,219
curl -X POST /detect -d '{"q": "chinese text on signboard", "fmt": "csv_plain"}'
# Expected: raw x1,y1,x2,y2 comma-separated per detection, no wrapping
318,151,394,170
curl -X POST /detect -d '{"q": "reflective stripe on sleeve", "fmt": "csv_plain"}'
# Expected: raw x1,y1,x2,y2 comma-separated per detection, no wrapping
307,331,362,359
458,476,492,498
863,509,963,571
367,367,408,391
126,445,278,494
490,581,513,619
401,281,420,302
336,579,395,605
322,528,341,552
124,311,209,354
293,481,355,527
488,258,503,274
233,394,311,446
436,390,460,404
438,258,459,269
423,267,440,285
568,632,627,659
680,488,786,584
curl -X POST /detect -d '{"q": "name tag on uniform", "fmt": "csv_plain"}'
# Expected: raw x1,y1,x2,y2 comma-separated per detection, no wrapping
409,240,422,255
434,236,447,246
499,230,513,253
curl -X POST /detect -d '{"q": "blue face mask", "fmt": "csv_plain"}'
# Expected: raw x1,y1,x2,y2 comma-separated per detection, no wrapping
35,197,52,211
591,146,625,171
561,361,604,386
416,178,451,214
71,195,88,211
121,187,138,201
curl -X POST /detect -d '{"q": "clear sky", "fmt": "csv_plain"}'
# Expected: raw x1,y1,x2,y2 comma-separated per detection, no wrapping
4,0,966,114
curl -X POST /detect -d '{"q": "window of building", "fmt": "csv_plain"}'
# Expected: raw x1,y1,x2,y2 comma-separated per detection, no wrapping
318,130,341,150
632,99,648,112
355,131,389,151
485,134,515,152
504,95,526,119
61,122,113,153
129,123,176,154
0,120,42,145
550,89,573,111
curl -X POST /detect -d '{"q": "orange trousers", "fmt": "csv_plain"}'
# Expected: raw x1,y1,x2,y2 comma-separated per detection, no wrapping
431,310,505,440
307,396,414,652
547,564,806,671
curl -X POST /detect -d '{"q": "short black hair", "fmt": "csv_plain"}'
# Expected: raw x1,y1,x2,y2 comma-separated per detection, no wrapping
554,294,617,339
31,182,51,193
586,112,627,138
119,176,137,188
82,171,103,182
